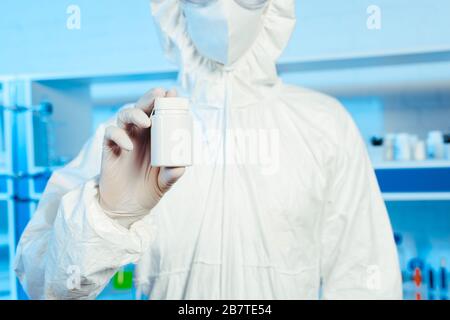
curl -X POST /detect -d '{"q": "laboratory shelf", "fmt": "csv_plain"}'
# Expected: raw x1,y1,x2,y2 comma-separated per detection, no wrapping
374,160,450,169
383,192,450,202
374,161,450,196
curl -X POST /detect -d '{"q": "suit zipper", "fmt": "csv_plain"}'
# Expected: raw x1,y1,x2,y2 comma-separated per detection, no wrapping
220,69,233,298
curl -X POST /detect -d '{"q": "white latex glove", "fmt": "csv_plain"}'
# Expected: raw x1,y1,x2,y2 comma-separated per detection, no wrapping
98,88,185,228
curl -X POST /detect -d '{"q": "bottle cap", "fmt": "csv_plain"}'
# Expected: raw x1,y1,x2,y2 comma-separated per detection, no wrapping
370,136,383,146
154,97,189,111
428,131,443,141
444,133,450,144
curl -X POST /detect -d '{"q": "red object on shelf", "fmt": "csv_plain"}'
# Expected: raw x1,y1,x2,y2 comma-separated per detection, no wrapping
413,267,422,287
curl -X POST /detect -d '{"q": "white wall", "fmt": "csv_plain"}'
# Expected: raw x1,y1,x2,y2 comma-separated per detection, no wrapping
0,0,169,76
1,0,450,77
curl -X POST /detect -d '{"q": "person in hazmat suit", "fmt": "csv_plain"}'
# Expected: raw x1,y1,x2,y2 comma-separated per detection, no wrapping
14,0,402,299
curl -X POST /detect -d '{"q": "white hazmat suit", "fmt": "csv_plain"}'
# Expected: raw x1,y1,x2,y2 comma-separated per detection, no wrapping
14,0,402,299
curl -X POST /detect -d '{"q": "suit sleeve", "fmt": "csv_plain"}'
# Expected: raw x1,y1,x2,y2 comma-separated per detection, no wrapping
14,109,156,299
320,106,402,300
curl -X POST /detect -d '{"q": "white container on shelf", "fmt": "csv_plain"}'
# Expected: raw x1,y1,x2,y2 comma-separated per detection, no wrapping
409,134,418,158
444,134,450,160
368,136,384,163
426,131,445,160
150,97,193,167
394,133,412,161
413,140,426,161
384,133,395,161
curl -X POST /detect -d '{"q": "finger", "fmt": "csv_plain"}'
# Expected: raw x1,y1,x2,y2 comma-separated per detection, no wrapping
165,88,178,98
104,126,133,152
117,108,151,130
157,167,185,194
135,87,166,114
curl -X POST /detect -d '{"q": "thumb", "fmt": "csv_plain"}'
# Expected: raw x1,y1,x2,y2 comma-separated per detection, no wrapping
157,167,185,194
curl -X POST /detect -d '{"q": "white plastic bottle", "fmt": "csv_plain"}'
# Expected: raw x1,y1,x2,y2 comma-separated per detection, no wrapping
426,131,445,160
394,133,411,161
150,97,193,167
384,134,395,161
413,140,426,161
444,133,450,160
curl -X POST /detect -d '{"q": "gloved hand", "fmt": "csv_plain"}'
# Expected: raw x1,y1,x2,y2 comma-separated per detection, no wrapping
98,88,185,228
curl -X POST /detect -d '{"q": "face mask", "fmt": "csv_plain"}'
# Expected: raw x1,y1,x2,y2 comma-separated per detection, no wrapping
182,0,268,66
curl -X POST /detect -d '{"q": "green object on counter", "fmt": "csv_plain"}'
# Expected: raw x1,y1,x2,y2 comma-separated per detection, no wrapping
113,270,133,290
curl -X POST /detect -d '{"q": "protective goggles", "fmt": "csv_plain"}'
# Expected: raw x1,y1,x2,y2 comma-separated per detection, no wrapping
180,0,269,10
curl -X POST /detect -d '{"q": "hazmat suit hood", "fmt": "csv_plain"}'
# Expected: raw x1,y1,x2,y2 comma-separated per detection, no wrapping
150,0,296,107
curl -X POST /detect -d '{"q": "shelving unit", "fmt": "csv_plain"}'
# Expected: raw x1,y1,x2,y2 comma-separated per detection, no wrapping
374,160,450,201
383,192,450,201
0,73,177,300
374,160,450,169
0,79,16,300
372,161,450,300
